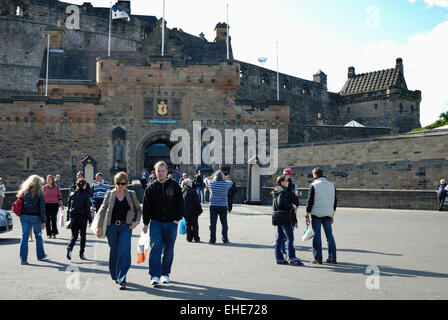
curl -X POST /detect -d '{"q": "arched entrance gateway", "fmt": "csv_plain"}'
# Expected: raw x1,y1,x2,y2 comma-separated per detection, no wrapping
137,132,177,175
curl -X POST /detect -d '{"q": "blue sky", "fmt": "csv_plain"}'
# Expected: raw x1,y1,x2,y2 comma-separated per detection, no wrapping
64,0,448,126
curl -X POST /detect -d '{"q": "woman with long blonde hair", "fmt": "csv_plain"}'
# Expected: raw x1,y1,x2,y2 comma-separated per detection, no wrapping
17,175,47,265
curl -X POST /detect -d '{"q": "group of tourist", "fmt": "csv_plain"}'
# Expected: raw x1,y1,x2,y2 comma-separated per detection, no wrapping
9,164,447,290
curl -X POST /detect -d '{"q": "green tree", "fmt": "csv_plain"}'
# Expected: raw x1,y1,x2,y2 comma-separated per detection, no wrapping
411,110,448,132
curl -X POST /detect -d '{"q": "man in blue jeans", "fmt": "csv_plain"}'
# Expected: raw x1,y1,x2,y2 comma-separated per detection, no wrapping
305,167,337,265
204,171,233,244
143,161,184,286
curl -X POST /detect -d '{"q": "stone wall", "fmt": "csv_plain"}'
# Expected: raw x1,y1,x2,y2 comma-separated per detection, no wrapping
303,125,392,143
264,130,448,192
261,187,440,210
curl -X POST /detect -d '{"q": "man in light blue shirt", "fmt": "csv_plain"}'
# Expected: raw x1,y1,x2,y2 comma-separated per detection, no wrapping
204,171,233,244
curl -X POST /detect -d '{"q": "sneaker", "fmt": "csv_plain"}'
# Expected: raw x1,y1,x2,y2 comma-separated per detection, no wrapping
21,261,29,265
150,277,160,286
326,259,337,264
222,239,230,244
80,253,87,260
119,281,127,290
312,260,322,265
276,259,288,265
208,240,216,245
289,258,304,266
52,235,56,239
67,249,72,260
160,275,170,284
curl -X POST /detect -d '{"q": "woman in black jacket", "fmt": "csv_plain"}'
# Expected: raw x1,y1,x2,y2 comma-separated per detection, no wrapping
272,176,304,266
66,179,92,260
182,179,203,242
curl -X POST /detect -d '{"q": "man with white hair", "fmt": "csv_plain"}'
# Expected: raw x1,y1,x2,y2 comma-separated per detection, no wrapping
204,170,233,244
437,179,447,211
182,179,203,242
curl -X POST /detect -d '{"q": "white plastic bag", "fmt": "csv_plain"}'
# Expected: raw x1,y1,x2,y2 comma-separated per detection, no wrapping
58,206,65,228
302,224,314,242
136,230,150,264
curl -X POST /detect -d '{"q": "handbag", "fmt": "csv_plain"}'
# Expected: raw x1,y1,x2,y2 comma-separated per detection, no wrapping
90,206,108,238
302,224,315,241
272,211,292,226
11,193,24,217
179,217,186,235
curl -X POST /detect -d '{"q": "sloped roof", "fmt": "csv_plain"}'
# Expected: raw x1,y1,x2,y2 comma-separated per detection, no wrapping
340,68,407,96
345,120,365,127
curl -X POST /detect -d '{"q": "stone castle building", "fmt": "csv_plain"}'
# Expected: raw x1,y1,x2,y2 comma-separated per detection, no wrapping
0,0,422,191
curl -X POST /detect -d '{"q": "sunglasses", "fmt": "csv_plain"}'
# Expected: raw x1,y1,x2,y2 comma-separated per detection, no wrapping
117,182,127,186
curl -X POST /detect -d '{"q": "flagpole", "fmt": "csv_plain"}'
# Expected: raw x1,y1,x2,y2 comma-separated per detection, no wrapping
226,4,229,60
108,1,112,57
276,41,279,101
162,0,165,56
45,34,50,96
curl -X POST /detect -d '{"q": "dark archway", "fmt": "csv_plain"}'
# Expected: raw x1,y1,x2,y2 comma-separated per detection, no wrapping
144,143,172,172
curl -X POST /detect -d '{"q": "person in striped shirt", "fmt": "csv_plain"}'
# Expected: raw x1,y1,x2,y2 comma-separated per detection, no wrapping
92,173,110,212
204,170,234,244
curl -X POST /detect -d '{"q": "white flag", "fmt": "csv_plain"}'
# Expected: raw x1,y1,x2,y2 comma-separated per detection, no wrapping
112,5,130,21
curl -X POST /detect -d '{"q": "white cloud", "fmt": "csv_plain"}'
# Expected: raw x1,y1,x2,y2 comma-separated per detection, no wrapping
424,0,448,8
360,21,448,126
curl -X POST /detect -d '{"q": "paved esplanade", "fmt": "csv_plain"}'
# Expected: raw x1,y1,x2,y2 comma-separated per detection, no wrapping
1,205,447,300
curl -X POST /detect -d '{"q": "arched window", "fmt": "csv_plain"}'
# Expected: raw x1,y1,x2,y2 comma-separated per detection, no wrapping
261,74,269,85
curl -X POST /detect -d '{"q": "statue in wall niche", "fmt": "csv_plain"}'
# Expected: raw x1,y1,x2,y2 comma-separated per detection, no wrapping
114,140,124,163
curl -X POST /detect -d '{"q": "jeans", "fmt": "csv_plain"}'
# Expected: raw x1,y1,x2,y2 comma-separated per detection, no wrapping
149,220,178,278
311,216,337,262
20,214,46,262
438,193,446,211
275,224,296,261
209,206,228,242
106,223,132,284
197,187,205,203
67,217,88,255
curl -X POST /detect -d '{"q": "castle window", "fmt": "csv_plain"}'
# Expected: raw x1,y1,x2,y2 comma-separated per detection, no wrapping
283,80,289,89
173,101,181,120
144,100,153,119
16,6,23,16
374,103,378,110
302,86,309,95
399,103,403,113
410,106,414,113
347,107,351,114
261,74,269,85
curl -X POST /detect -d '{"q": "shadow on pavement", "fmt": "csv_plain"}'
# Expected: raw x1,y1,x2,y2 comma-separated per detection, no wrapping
125,281,299,300
0,238,21,245
311,261,448,278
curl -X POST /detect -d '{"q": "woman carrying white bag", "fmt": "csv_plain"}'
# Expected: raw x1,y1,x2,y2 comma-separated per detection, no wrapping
93,172,142,291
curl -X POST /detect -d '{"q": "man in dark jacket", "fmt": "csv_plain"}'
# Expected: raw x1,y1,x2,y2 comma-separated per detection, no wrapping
437,179,447,211
182,179,203,242
143,161,184,286
66,179,92,260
